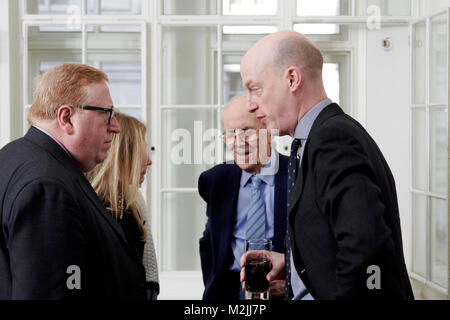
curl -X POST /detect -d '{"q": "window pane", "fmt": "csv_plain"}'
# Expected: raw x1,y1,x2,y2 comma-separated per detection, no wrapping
222,26,276,46
431,198,448,288
27,26,82,104
99,25,141,32
297,0,350,16
430,107,448,195
162,0,217,15
365,0,411,16
223,26,278,34
221,24,276,103
412,21,426,105
224,64,245,104
86,25,142,106
38,25,87,32
162,27,217,105
40,61,76,73
103,62,142,106
162,109,218,188
117,108,143,121
412,194,427,278
223,0,277,15
24,106,31,134
87,0,141,15
162,192,207,271
294,24,340,35
412,108,428,191
323,63,340,105
293,24,352,42
222,28,276,55
221,25,276,102
430,13,448,104
27,0,82,14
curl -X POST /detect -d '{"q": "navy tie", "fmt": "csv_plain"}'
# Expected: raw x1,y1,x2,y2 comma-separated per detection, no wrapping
246,176,266,240
285,138,302,299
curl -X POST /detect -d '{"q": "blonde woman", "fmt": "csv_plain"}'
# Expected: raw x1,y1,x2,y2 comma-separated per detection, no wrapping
87,112,159,300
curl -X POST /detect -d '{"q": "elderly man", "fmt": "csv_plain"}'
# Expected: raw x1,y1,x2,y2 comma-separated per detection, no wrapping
199,95,288,300
240,31,414,300
0,64,147,299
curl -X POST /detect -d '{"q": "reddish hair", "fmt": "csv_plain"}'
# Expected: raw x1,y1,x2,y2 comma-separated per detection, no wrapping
28,63,109,124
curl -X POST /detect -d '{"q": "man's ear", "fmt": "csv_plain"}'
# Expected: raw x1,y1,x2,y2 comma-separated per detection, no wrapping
57,105,74,134
286,66,302,93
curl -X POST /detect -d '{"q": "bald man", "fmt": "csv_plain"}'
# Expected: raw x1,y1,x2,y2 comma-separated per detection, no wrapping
240,31,414,300
198,96,288,300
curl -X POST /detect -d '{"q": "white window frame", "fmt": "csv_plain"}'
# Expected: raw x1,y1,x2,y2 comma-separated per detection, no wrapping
409,8,450,299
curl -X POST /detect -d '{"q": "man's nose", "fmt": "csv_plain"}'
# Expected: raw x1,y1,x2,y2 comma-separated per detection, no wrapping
247,98,258,113
108,116,120,134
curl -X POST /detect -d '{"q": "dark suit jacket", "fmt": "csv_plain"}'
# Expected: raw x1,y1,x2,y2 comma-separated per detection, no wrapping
199,154,288,300
0,127,146,299
289,103,414,300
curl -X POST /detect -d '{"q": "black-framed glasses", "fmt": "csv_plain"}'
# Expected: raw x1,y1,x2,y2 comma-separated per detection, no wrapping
70,105,115,125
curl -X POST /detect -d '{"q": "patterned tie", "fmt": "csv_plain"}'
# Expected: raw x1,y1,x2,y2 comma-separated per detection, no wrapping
285,138,302,299
246,175,266,240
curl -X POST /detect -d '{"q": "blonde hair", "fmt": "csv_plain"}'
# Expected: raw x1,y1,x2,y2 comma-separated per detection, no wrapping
87,112,148,241
28,63,109,125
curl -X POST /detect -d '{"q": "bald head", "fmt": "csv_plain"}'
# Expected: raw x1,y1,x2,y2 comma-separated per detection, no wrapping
274,31,323,80
223,95,262,129
240,31,328,136
243,30,323,82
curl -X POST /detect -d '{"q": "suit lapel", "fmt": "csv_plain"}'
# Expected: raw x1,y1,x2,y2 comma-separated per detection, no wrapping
288,103,344,219
213,164,242,272
75,174,131,248
273,155,287,253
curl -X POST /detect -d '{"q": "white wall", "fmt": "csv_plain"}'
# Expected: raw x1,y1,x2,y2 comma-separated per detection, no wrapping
364,25,412,269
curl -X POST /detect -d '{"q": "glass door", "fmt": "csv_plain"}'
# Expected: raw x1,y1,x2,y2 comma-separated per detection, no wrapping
410,8,449,298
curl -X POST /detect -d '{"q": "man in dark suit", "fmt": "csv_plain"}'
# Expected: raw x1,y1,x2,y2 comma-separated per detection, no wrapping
0,64,147,299
239,31,414,299
199,95,288,300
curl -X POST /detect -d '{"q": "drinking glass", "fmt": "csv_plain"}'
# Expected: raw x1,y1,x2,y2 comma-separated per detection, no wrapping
244,239,272,300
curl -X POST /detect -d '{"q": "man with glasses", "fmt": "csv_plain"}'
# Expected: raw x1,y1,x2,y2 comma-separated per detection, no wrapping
199,95,289,300
0,64,147,299
70,105,116,125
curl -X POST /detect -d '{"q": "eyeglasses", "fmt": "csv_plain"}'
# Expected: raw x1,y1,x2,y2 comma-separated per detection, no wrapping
222,129,258,141
70,105,115,125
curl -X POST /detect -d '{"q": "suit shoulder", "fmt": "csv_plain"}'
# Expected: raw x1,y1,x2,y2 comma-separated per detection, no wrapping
0,136,26,155
198,163,240,191
0,139,72,188
311,112,369,144
199,163,239,181
198,163,240,202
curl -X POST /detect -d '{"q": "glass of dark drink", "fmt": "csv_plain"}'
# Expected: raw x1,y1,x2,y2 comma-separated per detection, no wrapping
244,239,272,300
